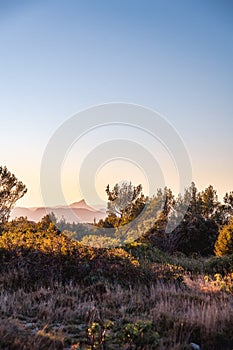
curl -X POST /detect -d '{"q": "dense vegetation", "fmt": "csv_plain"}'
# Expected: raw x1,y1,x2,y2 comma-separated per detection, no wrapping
61,182,233,257
0,166,233,349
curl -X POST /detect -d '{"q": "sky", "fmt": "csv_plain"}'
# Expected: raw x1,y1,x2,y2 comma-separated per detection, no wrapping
0,0,233,207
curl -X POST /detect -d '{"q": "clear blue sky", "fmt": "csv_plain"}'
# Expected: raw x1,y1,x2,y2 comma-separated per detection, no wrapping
0,0,233,206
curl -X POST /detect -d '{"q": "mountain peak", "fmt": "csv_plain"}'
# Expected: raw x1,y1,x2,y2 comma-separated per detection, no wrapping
69,199,88,208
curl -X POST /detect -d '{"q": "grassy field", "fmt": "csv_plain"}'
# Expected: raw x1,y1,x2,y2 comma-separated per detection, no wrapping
0,226,233,349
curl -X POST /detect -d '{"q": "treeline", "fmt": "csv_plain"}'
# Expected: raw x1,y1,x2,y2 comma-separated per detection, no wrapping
55,182,233,256
1,165,233,257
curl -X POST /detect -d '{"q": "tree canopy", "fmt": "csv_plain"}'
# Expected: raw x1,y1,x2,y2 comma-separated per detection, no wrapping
0,166,27,224
94,181,233,255
98,182,148,228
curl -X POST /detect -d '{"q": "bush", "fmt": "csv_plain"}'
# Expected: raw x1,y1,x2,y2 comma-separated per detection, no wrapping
215,219,233,256
205,254,233,275
117,320,160,348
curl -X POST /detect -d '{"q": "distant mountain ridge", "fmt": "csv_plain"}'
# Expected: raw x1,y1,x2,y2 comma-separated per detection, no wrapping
11,199,106,223
69,200,97,211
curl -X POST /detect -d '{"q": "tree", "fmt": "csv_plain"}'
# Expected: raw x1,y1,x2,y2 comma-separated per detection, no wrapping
199,185,220,220
215,218,233,256
173,217,218,256
100,182,147,228
154,187,175,229
146,183,219,255
224,191,233,215
185,182,202,217
0,166,27,224
219,192,233,225
170,184,219,255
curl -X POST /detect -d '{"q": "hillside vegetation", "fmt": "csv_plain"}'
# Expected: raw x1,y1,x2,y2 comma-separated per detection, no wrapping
0,216,233,350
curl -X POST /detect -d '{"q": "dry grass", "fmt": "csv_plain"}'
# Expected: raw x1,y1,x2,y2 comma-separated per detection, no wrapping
0,276,232,349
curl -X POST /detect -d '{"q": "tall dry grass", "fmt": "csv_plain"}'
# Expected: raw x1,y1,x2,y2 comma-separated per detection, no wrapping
0,275,232,349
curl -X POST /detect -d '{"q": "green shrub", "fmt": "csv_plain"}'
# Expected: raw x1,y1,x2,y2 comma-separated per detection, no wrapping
117,320,160,348
205,254,233,275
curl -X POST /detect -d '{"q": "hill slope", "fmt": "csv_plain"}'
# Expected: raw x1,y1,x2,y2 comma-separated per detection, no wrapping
11,199,106,223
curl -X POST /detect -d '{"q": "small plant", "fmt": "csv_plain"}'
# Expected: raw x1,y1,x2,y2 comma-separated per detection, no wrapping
88,322,102,349
118,320,160,348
